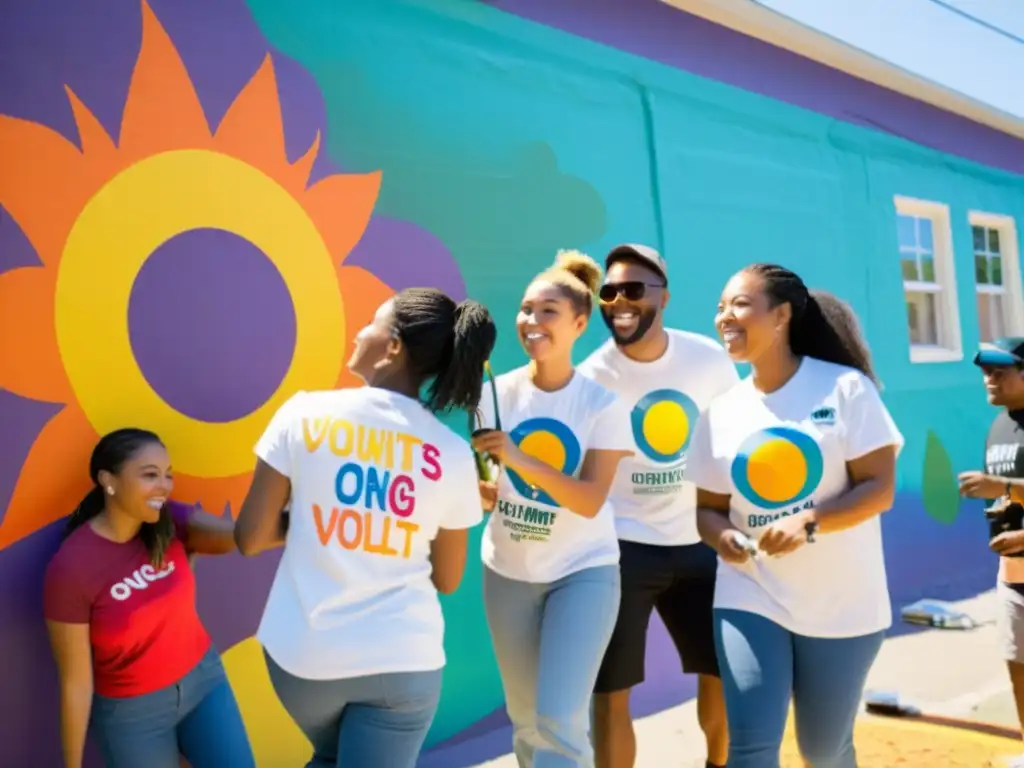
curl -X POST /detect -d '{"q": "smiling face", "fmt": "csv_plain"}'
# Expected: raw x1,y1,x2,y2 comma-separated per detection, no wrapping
598,259,667,346
98,441,174,524
981,364,1024,407
347,298,401,385
516,280,587,363
715,269,791,364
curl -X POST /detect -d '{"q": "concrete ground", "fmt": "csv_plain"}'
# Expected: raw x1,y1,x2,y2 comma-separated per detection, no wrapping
477,590,1021,767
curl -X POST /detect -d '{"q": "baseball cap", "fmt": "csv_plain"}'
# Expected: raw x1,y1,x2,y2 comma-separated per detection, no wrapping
974,337,1024,367
605,243,669,285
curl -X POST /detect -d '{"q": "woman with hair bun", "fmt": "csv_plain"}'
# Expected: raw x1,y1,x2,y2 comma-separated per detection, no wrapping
235,288,497,768
471,250,634,768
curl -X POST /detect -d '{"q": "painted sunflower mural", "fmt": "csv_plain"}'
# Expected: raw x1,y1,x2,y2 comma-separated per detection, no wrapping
0,1,466,764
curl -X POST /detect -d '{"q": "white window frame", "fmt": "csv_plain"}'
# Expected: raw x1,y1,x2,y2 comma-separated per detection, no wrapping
894,196,963,364
968,212,1024,339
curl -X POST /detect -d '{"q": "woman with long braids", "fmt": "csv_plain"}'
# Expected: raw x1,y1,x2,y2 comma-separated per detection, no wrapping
235,288,497,768
43,429,255,768
685,264,903,768
471,251,633,768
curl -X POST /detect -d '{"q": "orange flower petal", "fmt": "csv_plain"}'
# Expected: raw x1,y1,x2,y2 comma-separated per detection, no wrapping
304,171,382,267
171,473,253,521
65,86,116,160
0,406,98,550
0,115,90,267
214,55,292,190
335,265,394,388
289,130,321,193
0,267,71,402
118,0,211,159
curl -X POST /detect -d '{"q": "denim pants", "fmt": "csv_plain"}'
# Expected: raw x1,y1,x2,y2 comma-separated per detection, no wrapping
714,608,885,768
484,564,621,768
264,650,443,768
90,647,254,768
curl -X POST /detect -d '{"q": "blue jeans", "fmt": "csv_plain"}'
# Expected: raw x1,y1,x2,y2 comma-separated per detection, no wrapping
484,565,621,768
714,609,885,768
264,650,442,768
90,647,254,768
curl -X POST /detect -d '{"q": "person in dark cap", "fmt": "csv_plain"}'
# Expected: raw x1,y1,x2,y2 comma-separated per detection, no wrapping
960,337,1024,737
579,244,738,768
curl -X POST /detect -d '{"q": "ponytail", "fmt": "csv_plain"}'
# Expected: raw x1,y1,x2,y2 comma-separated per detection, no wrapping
391,289,498,414
747,264,879,386
427,300,498,412
64,486,106,540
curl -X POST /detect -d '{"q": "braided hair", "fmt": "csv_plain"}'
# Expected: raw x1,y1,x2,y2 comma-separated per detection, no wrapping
391,288,498,413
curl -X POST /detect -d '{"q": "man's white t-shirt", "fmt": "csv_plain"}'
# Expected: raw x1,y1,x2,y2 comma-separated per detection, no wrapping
480,367,633,583
685,357,904,638
254,387,483,680
578,329,740,546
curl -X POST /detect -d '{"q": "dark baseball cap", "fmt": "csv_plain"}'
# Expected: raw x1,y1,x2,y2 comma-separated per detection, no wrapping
605,243,668,285
974,337,1024,367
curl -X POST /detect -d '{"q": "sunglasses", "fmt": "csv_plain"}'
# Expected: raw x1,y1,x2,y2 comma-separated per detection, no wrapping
469,362,502,482
598,281,665,303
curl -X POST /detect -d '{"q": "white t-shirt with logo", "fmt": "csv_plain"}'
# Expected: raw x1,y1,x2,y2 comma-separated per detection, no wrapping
254,387,483,680
480,367,633,583
578,330,739,546
685,357,904,638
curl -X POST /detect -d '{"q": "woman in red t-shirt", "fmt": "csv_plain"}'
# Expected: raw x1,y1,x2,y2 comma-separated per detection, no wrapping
43,428,258,768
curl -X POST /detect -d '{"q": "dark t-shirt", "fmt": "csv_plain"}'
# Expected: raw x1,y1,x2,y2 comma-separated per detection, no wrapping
986,410,1024,584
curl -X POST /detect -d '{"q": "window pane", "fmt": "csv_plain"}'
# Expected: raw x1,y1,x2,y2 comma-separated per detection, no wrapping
988,228,1001,253
992,256,1003,286
975,254,989,284
973,225,986,251
897,214,917,248
906,290,939,346
919,256,935,283
918,218,934,251
978,292,1005,343
902,258,920,281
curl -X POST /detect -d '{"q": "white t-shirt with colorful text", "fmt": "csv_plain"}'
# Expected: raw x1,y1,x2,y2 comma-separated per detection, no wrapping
480,367,633,583
578,329,739,546
254,387,482,680
685,357,904,638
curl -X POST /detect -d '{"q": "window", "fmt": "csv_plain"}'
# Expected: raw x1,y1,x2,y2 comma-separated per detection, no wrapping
893,197,962,363
969,213,1023,342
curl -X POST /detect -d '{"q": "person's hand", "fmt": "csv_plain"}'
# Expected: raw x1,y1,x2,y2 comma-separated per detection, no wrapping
959,471,1007,500
758,512,813,557
717,529,754,565
479,481,498,512
991,529,1024,556
471,431,523,468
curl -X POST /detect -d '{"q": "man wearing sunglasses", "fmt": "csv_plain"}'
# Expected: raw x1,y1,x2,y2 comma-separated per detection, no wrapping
579,244,738,768
959,337,1024,740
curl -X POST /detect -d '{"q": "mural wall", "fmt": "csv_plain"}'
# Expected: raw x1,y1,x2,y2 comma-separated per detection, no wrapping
1,0,1022,765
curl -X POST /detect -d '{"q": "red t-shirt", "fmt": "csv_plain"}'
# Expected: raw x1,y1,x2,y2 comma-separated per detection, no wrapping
43,501,212,698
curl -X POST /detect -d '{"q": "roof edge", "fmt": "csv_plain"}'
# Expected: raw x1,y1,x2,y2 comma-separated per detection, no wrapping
660,0,1024,141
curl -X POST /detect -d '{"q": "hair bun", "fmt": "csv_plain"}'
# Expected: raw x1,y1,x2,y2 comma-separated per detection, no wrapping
554,249,602,294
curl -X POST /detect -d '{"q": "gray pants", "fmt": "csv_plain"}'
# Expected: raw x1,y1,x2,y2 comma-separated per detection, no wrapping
264,650,442,768
483,565,621,768
999,582,1024,664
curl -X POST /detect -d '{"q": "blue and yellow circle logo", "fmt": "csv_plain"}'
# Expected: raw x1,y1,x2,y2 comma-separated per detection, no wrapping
631,389,700,464
507,418,581,507
731,426,824,509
